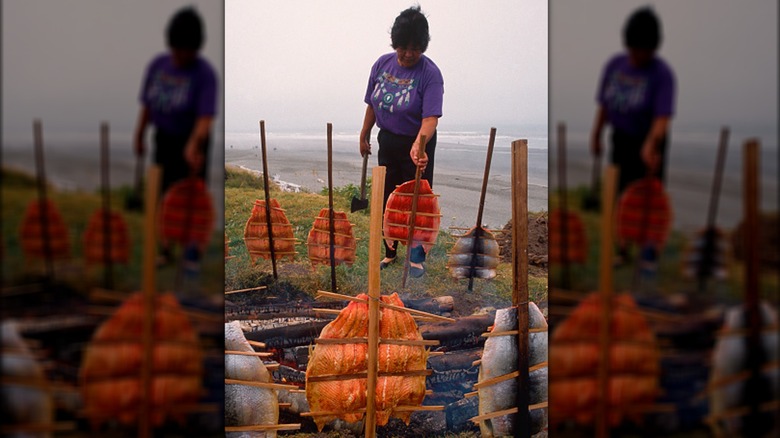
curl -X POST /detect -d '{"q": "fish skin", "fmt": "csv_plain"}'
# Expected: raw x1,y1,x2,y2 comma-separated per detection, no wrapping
450,266,497,280
451,229,500,260
478,304,548,437
448,253,500,270
2,320,54,438
709,301,779,435
225,321,279,438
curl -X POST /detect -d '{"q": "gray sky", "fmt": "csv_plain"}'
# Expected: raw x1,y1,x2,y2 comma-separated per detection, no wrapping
2,0,223,144
225,0,548,135
551,0,778,143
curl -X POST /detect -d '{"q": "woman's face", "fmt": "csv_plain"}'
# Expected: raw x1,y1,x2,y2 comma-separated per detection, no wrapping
395,46,423,68
171,47,198,68
627,47,655,68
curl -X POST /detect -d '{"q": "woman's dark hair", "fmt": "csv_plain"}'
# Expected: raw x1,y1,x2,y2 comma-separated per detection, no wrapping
390,5,430,52
623,7,661,51
167,7,204,51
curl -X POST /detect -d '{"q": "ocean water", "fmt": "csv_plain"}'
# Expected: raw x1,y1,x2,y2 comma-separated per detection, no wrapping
2,139,226,227
551,129,779,231
225,129,549,189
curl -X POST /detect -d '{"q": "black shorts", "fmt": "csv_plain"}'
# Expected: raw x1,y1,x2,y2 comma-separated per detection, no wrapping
610,128,667,194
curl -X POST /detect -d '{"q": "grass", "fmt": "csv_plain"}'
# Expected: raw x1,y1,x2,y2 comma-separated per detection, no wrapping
549,186,779,305
1,167,224,297
225,165,547,310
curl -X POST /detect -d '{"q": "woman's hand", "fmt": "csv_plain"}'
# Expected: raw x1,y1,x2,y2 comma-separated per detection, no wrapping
410,143,428,171
134,134,146,157
185,140,205,172
641,139,660,175
359,135,371,157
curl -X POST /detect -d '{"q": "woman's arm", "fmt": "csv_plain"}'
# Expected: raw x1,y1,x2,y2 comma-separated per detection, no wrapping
133,106,150,157
184,115,214,172
641,116,670,174
359,105,376,156
589,105,607,157
410,116,439,170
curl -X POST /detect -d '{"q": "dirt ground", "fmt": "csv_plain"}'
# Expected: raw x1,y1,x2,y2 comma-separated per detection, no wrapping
498,211,549,278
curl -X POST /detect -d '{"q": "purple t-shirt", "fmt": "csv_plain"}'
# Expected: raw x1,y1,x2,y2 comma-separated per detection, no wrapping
597,53,675,137
364,52,444,137
140,53,218,136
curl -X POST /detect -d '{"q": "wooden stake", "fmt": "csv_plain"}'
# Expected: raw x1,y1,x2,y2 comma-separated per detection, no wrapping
401,136,426,288
468,127,497,291
225,424,301,432
557,123,571,289
100,122,113,289
511,139,531,437
327,122,337,291
139,165,161,438
32,119,54,281
365,165,386,438
315,290,456,322
743,138,765,433
596,165,619,438
224,378,298,391
698,127,730,291
259,120,278,279
224,285,267,294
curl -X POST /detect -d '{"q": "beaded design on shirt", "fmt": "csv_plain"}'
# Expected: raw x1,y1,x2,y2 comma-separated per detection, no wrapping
603,71,648,114
372,72,414,114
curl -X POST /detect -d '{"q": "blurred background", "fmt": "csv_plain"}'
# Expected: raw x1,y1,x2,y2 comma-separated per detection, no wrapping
2,1,225,436
548,1,778,437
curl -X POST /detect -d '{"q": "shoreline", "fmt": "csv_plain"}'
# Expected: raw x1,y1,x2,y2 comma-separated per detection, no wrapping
225,143,549,230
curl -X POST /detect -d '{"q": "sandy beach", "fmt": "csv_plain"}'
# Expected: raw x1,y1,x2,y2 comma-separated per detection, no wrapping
2,139,226,227
224,131,549,230
554,135,779,234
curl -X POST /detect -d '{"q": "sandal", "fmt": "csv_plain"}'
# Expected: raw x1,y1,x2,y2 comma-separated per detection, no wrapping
379,257,396,270
409,263,425,278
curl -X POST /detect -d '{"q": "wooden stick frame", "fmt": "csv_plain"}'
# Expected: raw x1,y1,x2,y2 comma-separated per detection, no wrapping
259,120,278,279
596,165,619,438
33,119,55,279
401,136,426,288
304,167,451,435
315,290,455,323
467,127,497,291
139,165,161,438
327,122,337,291
511,139,532,435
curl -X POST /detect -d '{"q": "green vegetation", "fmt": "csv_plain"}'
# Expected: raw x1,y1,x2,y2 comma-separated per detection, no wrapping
225,166,547,311
1,167,223,297
549,188,778,304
